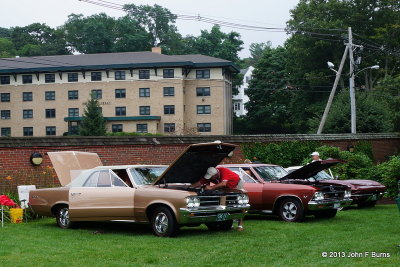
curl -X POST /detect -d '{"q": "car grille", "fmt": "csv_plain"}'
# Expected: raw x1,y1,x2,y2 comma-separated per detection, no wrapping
198,196,220,207
323,191,345,200
197,194,240,207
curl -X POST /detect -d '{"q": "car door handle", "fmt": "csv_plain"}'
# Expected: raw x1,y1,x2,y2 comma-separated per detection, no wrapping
71,193,82,196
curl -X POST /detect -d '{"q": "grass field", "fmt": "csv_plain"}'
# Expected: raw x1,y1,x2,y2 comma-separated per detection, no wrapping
0,205,399,267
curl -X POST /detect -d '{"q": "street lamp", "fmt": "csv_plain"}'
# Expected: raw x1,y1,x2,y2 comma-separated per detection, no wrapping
327,61,337,73
355,65,379,76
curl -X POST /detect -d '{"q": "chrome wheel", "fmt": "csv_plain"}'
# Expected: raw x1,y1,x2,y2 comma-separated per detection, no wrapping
282,202,297,220
154,212,169,234
59,207,70,227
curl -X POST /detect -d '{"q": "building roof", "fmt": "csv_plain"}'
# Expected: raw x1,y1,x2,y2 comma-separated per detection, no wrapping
0,51,239,74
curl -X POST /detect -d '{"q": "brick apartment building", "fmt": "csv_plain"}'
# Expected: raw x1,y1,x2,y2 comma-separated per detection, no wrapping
0,48,238,137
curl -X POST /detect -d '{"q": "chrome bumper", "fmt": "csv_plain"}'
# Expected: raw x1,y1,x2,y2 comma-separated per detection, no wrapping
351,192,385,202
308,198,352,211
179,204,250,224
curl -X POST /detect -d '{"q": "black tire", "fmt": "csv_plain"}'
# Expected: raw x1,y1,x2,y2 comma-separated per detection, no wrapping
55,206,75,229
151,206,179,237
206,220,233,231
358,200,377,208
314,209,337,218
278,198,304,222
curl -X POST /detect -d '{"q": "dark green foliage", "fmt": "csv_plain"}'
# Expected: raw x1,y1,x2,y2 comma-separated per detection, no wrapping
354,140,374,160
79,96,106,136
307,90,393,133
242,141,321,167
0,38,16,58
375,156,400,197
11,23,70,56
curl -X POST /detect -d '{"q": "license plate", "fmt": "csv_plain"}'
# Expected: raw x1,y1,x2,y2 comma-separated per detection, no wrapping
334,203,341,209
216,213,229,221
371,195,377,201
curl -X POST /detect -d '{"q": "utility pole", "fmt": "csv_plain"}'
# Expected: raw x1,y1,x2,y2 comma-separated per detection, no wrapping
317,46,349,134
348,27,357,134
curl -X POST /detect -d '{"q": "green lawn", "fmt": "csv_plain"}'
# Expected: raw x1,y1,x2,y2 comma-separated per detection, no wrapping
0,205,399,267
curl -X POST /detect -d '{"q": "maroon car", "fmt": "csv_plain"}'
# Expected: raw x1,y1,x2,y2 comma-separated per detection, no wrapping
286,166,386,207
220,160,352,222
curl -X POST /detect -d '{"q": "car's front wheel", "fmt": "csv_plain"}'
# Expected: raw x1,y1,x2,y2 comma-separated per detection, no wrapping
151,207,179,237
314,209,337,218
206,220,233,231
279,198,304,222
55,206,75,229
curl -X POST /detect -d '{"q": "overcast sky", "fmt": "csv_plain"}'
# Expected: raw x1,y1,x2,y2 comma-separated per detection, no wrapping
0,0,300,58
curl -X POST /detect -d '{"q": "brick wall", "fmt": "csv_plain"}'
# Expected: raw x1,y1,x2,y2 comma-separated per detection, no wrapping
0,134,398,193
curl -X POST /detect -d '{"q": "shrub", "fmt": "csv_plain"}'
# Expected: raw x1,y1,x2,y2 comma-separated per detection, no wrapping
242,141,321,167
375,156,400,198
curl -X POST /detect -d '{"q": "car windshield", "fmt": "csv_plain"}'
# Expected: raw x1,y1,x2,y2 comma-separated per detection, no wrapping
253,166,288,181
312,170,332,180
129,167,167,185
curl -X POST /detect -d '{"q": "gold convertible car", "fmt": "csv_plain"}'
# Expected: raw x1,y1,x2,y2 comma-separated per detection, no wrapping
29,142,250,237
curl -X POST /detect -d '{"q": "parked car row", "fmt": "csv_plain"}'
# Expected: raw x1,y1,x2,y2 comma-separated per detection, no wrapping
29,142,386,237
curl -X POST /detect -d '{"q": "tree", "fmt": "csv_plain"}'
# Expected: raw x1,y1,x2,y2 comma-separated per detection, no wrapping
0,38,16,58
64,13,117,54
123,4,180,48
11,23,70,56
0,27,11,39
242,42,271,68
307,90,393,133
245,46,296,133
79,96,106,136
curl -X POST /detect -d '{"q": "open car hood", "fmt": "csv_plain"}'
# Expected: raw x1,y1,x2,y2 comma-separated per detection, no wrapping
280,159,344,181
153,142,237,185
48,151,103,186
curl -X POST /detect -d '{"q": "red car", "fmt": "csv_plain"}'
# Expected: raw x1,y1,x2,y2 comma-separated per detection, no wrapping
220,160,352,222
285,166,386,207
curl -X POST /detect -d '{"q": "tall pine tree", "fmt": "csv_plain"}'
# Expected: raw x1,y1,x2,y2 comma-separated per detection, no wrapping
79,95,106,136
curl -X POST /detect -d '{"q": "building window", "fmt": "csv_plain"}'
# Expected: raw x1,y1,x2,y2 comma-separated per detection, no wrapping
197,105,211,114
139,70,150,79
23,127,33,136
45,91,55,101
112,124,123,133
233,102,241,111
139,88,150,97
91,89,102,99
45,109,56,118
46,126,56,136
197,123,211,132
163,69,174,78
164,123,175,133
1,127,11,137
115,71,126,80
68,73,78,82
23,109,33,119
115,107,126,116
163,87,174,97
68,90,79,100
45,74,55,83
1,110,10,120
23,92,33,101
136,124,148,133
68,108,79,117
139,106,150,115
115,89,126,98
1,93,10,102
164,105,175,115
22,75,32,84
91,72,102,81
196,87,211,96
196,69,210,79
0,76,10,85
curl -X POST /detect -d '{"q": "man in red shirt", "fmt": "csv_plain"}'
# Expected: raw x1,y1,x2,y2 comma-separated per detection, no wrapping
190,167,245,231
191,167,241,190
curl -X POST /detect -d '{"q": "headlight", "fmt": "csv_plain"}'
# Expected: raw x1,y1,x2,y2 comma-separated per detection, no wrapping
186,197,200,208
237,194,249,205
344,190,352,198
313,192,324,201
